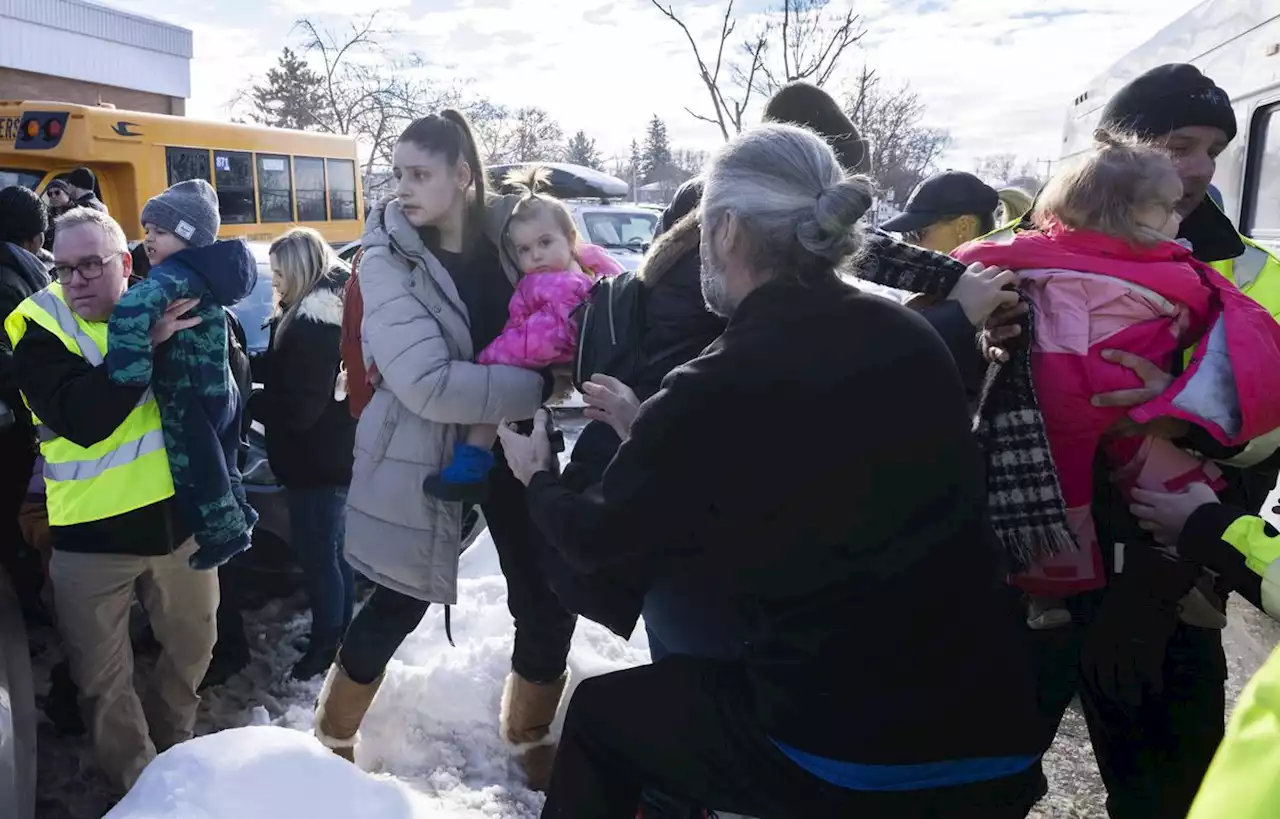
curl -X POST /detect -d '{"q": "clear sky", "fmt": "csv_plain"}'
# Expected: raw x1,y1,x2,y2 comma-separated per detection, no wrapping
100,0,1203,172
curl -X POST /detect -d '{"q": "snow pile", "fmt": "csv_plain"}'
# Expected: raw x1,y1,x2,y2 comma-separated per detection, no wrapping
106,726,439,819
108,505,653,818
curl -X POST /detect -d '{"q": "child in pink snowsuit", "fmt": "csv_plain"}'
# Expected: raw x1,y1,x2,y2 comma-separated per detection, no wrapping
423,169,623,502
954,132,1280,629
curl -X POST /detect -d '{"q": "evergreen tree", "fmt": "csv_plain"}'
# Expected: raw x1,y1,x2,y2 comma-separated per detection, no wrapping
250,48,325,131
641,116,672,183
565,130,603,170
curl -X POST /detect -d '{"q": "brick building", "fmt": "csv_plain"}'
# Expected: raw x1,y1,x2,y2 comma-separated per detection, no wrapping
0,0,191,115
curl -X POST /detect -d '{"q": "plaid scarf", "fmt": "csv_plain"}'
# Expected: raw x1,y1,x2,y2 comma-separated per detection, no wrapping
852,230,1076,569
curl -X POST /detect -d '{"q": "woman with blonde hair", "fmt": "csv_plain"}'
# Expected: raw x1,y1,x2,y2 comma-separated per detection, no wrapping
252,226,356,680
996,186,1035,226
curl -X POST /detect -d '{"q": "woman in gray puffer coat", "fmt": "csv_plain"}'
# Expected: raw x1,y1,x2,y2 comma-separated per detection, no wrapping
313,111,577,791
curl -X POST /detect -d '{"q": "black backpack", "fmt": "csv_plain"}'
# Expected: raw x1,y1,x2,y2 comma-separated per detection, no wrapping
572,271,648,392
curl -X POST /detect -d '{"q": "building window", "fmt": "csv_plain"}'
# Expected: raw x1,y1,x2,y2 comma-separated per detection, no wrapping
257,154,293,223
214,150,256,225
295,157,328,222
1245,104,1280,237
166,147,211,187
328,159,357,221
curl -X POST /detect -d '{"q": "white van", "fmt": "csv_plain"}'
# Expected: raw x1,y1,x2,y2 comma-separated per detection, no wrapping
1059,0,1280,251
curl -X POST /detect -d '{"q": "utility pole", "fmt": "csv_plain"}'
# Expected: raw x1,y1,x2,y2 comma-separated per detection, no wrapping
1037,157,1055,180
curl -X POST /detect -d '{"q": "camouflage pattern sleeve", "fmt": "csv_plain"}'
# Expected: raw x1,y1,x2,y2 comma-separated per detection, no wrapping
106,269,197,387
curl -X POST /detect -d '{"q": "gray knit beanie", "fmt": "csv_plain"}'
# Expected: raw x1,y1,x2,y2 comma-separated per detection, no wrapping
141,179,220,248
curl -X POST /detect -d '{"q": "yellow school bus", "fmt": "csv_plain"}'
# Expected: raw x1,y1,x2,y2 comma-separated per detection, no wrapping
0,101,365,243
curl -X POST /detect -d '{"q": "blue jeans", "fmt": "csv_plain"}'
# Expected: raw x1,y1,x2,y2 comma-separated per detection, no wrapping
288,486,354,646
642,570,746,663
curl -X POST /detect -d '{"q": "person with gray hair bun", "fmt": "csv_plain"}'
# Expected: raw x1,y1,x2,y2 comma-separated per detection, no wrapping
497,124,1046,819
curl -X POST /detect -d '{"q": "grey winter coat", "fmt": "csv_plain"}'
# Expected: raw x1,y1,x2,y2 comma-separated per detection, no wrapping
344,197,544,603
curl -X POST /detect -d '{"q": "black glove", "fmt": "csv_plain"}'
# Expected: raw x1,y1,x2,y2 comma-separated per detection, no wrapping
1080,544,1198,708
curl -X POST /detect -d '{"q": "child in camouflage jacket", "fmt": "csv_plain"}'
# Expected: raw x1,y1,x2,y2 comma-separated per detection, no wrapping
106,179,258,569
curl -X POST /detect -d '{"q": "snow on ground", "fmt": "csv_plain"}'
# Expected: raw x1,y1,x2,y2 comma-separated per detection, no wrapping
35,427,1280,818
103,527,651,819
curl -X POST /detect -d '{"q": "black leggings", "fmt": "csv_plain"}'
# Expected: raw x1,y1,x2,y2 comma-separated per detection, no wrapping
339,453,577,686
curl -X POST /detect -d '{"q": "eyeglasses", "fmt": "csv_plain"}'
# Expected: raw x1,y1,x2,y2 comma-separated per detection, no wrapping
53,251,125,285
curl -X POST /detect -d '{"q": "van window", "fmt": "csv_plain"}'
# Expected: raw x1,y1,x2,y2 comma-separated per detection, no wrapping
1245,104,1280,237
295,157,328,222
214,150,256,225
166,147,211,187
257,154,293,223
328,159,357,220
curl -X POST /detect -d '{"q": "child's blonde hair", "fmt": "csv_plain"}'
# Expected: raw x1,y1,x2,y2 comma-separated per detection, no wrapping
504,166,581,256
1033,129,1181,246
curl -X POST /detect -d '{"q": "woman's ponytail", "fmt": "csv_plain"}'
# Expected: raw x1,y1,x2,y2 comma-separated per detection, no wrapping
440,109,487,252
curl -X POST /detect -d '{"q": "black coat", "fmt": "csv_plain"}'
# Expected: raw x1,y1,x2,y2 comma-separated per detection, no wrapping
249,268,355,489
527,274,1040,765
0,243,50,508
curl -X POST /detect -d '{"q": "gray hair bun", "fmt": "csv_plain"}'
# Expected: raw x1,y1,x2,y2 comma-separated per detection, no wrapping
796,176,874,262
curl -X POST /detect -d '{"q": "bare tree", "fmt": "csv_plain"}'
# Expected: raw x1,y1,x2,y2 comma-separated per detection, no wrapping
288,14,460,192
649,0,767,140
844,66,951,206
651,0,862,140
507,108,566,163
974,154,1022,185
749,0,865,95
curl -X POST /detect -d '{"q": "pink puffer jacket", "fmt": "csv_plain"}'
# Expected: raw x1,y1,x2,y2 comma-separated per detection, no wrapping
476,243,624,369
955,227,1280,595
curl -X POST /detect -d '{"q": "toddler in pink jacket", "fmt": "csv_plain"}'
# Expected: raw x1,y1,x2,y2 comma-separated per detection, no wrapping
955,132,1280,629
424,168,622,502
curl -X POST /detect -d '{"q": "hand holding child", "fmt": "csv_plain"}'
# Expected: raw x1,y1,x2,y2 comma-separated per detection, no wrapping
948,263,1020,328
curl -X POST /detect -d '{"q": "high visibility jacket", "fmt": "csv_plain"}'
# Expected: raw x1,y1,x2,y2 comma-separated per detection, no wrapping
4,284,173,526
1210,236,1280,321
1186,639,1280,818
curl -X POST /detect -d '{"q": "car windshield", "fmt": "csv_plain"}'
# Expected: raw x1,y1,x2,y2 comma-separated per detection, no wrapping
231,266,276,355
0,167,45,190
581,211,658,250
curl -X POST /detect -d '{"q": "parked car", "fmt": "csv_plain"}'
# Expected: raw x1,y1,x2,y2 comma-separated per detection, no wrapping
0,567,35,819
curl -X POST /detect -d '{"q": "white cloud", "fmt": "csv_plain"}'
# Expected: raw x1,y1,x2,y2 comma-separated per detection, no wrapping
97,0,1208,173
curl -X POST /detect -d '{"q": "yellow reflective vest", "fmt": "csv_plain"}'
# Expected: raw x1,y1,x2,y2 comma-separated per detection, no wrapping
4,284,174,526
1186,608,1280,819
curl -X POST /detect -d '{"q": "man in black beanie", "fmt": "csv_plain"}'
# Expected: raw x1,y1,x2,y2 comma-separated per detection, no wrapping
1015,63,1280,819
63,167,108,215
1099,63,1243,261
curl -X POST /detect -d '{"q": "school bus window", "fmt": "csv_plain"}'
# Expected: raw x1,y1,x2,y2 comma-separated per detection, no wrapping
0,168,44,190
166,147,211,187
328,159,357,221
214,150,256,225
257,153,293,223
295,156,328,222
1245,104,1280,235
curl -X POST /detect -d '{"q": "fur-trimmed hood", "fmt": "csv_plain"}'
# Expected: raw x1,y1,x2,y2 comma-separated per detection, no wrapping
293,267,348,326
638,212,700,288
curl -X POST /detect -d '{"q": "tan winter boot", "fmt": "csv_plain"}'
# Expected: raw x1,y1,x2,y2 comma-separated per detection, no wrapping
314,663,384,763
500,671,568,791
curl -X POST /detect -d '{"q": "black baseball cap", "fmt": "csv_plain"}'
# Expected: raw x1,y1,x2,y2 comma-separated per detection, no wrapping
881,171,999,234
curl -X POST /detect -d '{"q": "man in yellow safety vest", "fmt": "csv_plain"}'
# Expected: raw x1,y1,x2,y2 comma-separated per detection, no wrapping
5,206,216,794
1125,485,1280,819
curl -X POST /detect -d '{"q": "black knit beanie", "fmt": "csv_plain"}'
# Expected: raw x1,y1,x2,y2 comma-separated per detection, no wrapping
66,166,97,192
1099,64,1236,142
762,82,872,175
